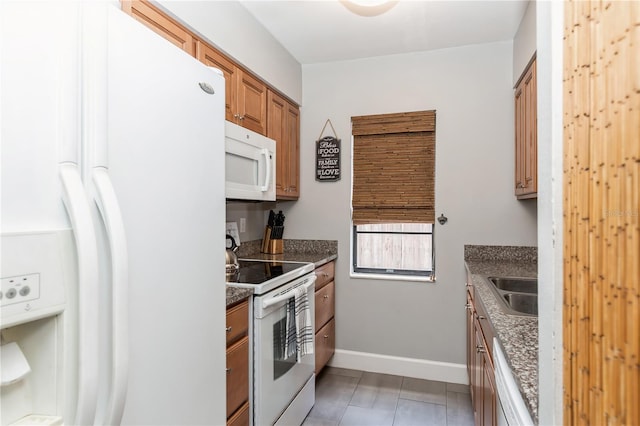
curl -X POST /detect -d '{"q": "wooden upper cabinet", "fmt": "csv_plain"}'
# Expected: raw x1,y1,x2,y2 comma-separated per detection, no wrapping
514,57,537,199
122,0,285,145
267,90,300,199
196,41,236,122
236,71,267,135
121,0,194,56
195,42,266,135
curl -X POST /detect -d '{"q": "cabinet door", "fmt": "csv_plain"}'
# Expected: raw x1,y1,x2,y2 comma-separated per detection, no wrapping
315,281,335,331
122,0,194,55
267,91,300,199
226,335,249,418
227,401,249,426
267,91,288,197
226,299,249,346
515,58,537,199
196,41,236,123
466,293,475,398
236,70,267,135
522,60,537,195
482,351,497,426
315,318,335,374
284,102,300,198
473,318,484,425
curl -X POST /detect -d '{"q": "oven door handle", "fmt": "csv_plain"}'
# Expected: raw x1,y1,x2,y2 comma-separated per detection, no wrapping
262,275,317,309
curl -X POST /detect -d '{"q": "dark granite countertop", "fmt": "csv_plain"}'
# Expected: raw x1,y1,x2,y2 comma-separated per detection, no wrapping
225,286,253,308
225,239,338,307
464,245,538,424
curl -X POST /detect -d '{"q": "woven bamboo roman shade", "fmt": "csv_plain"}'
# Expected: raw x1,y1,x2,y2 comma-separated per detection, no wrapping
351,110,435,225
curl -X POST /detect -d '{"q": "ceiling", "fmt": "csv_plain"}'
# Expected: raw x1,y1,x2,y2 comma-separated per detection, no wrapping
239,0,530,65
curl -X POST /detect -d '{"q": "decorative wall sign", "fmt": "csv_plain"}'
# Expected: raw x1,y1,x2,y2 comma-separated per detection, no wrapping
315,119,341,182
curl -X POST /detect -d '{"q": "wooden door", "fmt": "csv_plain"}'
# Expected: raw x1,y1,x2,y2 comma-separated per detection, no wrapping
482,351,496,426
122,0,194,55
473,319,484,425
466,293,476,409
196,41,236,123
563,1,640,425
522,61,537,195
267,91,300,199
515,58,537,198
284,102,300,198
236,70,267,135
267,91,288,196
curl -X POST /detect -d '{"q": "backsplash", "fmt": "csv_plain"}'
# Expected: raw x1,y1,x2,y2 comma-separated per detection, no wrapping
464,244,537,263
238,239,338,258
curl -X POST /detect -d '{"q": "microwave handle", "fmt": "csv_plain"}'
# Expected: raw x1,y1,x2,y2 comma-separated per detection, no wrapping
260,148,271,192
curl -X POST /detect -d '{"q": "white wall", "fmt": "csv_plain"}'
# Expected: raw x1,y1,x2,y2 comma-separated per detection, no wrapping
536,1,564,424
155,0,302,104
513,0,536,85
277,41,537,373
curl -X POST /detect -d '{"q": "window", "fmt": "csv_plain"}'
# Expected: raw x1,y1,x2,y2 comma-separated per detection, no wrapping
351,110,436,279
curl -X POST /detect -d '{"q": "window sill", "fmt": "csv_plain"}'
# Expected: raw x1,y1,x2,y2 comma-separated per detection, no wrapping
349,271,436,283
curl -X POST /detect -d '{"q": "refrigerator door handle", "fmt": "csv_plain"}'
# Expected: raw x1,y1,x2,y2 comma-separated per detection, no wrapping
60,163,99,426
92,167,129,426
260,148,271,192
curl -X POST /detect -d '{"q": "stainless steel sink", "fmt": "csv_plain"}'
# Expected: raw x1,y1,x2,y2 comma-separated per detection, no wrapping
485,276,538,316
503,293,538,315
489,277,537,294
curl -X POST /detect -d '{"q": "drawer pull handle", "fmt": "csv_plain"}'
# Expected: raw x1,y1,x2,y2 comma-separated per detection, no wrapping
323,335,329,339
478,316,486,320
226,326,232,333
226,368,232,373
323,295,329,299
476,345,485,353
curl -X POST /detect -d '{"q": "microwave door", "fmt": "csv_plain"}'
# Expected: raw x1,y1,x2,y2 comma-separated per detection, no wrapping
225,140,275,201
224,120,276,201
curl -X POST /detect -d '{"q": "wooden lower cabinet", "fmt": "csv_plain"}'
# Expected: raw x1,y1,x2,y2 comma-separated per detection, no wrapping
315,318,336,374
227,336,249,418
227,402,249,426
314,261,336,373
226,299,250,425
467,281,497,426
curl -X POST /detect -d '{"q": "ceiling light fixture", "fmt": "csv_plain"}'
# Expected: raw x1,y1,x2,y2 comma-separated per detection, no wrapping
340,0,398,17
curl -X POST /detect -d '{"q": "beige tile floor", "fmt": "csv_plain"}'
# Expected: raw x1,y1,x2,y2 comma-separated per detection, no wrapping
302,367,474,426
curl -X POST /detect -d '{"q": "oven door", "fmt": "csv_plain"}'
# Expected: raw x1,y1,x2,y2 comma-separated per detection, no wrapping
253,274,316,425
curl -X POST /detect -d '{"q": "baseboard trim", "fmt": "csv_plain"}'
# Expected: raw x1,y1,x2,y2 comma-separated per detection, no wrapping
327,349,468,385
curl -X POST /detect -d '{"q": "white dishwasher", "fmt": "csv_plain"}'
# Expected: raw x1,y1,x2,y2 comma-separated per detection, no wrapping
493,338,534,426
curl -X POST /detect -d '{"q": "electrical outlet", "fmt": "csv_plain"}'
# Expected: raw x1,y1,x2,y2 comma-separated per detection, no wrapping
239,218,246,233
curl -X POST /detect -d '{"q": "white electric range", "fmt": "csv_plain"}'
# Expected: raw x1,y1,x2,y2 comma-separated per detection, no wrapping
227,259,317,426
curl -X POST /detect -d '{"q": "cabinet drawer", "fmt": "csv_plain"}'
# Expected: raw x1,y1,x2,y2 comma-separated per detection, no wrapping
315,261,335,291
315,318,335,374
226,335,249,417
227,401,249,426
226,299,249,347
314,281,335,331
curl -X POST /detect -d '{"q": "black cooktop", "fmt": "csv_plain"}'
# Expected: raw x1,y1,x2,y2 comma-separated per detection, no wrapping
227,260,307,285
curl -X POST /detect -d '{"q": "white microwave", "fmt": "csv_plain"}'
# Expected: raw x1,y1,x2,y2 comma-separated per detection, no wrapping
225,121,276,201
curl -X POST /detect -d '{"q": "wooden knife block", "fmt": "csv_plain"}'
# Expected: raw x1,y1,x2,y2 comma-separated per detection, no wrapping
267,239,283,254
261,226,283,254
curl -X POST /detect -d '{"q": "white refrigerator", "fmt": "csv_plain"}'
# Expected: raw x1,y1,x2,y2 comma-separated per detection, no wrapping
1,2,227,425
